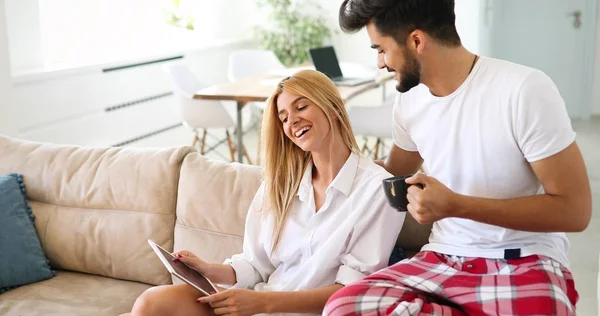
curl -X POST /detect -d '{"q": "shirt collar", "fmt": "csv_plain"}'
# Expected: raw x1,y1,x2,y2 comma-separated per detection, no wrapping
297,161,314,201
328,152,359,197
297,152,359,199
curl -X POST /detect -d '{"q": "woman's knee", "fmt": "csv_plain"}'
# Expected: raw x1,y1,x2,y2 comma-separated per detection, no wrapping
130,284,214,316
131,285,172,316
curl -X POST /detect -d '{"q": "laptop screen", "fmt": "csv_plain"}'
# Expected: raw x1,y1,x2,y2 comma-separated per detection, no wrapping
309,46,344,79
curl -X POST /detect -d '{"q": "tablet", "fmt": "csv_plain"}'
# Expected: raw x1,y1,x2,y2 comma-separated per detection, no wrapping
147,239,219,296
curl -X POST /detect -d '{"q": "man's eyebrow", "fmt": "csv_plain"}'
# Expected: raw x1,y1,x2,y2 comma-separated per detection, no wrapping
370,44,380,49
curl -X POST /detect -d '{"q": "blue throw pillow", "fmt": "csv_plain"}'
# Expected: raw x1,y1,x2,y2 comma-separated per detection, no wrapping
388,246,406,266
0,173,55,293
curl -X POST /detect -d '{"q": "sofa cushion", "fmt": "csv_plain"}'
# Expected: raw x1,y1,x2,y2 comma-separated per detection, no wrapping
0,135,195,285
0,173,54,292
0,270,151,316
396,212,432,253
174,153,262,266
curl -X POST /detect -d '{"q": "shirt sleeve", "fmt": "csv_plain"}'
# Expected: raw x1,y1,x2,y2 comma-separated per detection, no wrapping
392,93,418,152
223,183,276,289
515,70,576,162
335,179,405,285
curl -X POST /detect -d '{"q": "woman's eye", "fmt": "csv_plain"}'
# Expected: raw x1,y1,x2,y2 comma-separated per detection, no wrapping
282,117,288,123
298,104,308,110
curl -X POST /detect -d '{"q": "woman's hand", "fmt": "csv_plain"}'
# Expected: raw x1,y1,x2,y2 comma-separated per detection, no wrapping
197,289,269,316
172,250,210,274
172,250,237,285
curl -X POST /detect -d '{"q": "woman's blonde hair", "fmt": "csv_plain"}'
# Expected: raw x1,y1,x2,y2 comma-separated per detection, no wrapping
260,70,359,251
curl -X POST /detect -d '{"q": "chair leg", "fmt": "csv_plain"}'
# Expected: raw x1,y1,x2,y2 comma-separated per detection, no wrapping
225,130,236,162
191,132,199,149
256,139,261,166
242,146,253,165
200,129,207,155
374,138,381,160
361,142,368,154
360,136,370,155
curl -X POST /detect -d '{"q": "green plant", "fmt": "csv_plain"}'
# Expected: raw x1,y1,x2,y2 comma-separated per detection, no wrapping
254,0,334,67
164,0,195,31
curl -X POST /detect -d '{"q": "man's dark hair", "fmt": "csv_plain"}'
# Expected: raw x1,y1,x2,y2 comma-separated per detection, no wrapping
339,0,461,46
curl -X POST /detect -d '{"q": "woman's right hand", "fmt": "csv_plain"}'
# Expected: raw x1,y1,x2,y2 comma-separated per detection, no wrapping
172,250,209,274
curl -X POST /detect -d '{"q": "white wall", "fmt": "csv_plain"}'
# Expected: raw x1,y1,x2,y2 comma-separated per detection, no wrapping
11,40,254,146
0,1,16,136
0,0,258,145
593,1,600,116
5,0,43,71
454,0,483,54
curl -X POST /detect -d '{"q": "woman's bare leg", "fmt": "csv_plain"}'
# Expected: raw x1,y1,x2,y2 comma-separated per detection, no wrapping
128,284,215,316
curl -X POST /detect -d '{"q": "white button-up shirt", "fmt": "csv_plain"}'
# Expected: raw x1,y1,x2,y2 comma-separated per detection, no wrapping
225,153,405,297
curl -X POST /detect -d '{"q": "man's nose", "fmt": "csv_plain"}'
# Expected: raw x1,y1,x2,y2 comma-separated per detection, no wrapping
377,55,386,69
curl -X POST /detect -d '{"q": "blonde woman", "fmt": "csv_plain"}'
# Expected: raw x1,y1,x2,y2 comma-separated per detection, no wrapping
125,70,405,316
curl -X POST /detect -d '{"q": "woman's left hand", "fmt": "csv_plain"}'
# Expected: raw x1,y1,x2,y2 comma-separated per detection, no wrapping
197,288,269,316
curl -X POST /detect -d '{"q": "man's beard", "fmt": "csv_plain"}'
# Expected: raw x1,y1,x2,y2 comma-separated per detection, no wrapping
396,49,421,93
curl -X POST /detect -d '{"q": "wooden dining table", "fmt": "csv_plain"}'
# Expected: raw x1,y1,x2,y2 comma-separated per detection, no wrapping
194,69,394,163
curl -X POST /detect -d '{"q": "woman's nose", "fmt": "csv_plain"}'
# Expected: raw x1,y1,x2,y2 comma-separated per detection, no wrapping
289,114,299,125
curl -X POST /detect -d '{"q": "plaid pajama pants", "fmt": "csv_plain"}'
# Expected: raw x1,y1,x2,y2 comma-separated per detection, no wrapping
325,251,578,316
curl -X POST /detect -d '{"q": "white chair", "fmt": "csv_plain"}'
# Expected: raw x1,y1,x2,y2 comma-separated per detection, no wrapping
227,50,285,164
228,49,285,83
163,63,252,163
348,103,394,160
227,49,285,111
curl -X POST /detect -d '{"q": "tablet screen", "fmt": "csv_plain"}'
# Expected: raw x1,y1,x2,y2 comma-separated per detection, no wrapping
150,241,218,295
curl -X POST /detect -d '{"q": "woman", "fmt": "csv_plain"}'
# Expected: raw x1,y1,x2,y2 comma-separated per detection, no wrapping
125,70,404,316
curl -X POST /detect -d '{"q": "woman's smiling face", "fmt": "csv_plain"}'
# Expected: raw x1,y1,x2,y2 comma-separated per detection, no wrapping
276,90,332,153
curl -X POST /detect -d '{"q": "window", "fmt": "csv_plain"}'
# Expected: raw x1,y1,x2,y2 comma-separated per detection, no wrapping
8,0,256,72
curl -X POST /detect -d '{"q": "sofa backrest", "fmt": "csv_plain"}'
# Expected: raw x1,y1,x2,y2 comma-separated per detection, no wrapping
174,151,432,266
396,213,432,256
174,152,262,265
0,135,194,285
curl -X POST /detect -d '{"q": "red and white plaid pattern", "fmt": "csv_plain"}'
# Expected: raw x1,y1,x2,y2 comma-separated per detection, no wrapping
325,251,578,316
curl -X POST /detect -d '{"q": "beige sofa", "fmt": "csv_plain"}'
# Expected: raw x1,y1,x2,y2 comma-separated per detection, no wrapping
0,135,431,316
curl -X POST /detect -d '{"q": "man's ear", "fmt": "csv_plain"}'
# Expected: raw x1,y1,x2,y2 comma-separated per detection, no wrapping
408,30,426,54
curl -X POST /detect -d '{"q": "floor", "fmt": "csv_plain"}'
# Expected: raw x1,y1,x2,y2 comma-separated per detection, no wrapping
130,115,599,315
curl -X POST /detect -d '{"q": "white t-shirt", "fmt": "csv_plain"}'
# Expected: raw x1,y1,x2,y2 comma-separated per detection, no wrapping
226,152,404,296
393,56,574,266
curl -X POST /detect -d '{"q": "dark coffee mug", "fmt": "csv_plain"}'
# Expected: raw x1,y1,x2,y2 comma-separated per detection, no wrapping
382,175,423,212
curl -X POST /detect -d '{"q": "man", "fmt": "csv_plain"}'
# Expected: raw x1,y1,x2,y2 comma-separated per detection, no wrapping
324,0,592,315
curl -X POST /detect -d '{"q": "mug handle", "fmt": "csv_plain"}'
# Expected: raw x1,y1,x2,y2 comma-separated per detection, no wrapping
410,183,424,189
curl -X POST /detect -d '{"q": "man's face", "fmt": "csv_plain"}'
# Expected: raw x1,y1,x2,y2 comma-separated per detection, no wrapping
366,22,421,93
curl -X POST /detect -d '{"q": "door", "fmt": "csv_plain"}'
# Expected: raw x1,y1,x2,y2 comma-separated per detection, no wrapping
486,0,597,119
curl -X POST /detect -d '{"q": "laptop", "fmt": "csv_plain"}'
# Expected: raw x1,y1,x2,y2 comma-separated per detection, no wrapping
308,46,375,86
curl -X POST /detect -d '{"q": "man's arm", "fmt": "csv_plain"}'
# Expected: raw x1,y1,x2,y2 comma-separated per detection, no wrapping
375,144,423,176
406,142,592,232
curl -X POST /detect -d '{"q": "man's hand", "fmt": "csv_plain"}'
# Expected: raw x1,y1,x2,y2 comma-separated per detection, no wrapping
405,173,459,224
197,289,268,316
